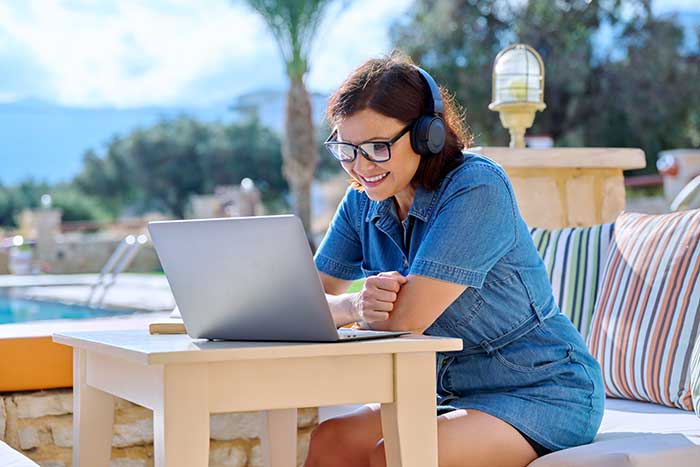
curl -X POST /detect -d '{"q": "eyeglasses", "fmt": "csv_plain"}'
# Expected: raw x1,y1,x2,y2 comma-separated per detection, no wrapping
323,122,412,163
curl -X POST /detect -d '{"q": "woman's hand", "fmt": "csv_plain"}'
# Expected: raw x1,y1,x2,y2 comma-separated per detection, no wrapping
351,271,407,327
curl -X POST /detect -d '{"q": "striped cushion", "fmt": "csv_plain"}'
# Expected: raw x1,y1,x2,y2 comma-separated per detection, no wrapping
587,210,700,411
530,223,615,339
692,333,700,417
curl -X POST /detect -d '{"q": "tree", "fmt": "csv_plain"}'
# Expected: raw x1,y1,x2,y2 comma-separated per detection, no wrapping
584,10,700,172
74,116,286,219
390,0,513,145
512,0,608,142
241,0,340,246
0,180,106,227
391,0,700,171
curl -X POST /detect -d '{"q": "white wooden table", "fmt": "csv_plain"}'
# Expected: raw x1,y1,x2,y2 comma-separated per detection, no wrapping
53,330,462,467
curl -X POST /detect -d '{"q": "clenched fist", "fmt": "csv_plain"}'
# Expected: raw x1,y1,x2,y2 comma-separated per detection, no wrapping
351,271,407,326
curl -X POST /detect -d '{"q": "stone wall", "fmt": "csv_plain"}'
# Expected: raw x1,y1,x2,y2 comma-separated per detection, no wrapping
0,239,160,275
0,389,317,466
480,147,647,230
506,167,625,228
50,237,161,274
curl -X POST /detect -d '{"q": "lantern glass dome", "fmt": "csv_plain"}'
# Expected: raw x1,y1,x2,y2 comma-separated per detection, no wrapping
492,44,544,106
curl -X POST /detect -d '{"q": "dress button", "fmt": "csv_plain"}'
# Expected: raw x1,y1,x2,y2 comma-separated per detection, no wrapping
403,258,409,267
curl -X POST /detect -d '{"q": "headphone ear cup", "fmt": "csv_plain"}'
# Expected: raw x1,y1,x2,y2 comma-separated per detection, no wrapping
410,116,446,157
410,116,430,156
426,117,446,155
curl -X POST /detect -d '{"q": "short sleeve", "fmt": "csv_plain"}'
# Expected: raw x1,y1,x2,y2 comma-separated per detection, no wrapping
409,166,517,288
314,187,364,280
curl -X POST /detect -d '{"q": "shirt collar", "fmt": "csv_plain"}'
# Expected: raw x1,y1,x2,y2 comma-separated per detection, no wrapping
365,185,438,223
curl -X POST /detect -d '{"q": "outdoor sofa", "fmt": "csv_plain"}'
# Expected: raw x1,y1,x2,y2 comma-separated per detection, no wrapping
526,210,700,466
0,440,38,466
2,210,699,467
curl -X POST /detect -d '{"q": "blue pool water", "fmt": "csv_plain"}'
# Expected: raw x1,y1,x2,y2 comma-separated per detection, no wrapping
0,295,136,324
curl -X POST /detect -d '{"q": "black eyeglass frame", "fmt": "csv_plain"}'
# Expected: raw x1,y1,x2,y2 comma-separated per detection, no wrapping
323,122,413,163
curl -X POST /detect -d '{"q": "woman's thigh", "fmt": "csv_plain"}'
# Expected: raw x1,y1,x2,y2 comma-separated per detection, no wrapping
368,408,538,467
309,405,538,467
433,409,538,467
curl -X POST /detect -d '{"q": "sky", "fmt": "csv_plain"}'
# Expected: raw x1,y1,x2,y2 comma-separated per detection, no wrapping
0,0,697,109
0,0,697,184
0,0,413,108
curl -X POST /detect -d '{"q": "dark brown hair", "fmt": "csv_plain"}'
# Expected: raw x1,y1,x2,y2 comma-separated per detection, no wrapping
326,50,472,192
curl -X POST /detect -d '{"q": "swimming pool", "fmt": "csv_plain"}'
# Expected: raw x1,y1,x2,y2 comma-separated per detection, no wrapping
0,295,136,324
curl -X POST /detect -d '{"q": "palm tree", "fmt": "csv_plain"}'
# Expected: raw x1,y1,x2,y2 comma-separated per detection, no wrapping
241,0,339,247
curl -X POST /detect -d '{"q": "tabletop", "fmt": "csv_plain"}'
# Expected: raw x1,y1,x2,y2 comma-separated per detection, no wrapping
53,330,463,365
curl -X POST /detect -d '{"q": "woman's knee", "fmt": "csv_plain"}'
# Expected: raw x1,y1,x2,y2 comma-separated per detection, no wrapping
368,440,386,467
305,417,356,467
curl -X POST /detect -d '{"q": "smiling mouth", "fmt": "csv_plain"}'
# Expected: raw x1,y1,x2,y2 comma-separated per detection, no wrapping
359,172,390,183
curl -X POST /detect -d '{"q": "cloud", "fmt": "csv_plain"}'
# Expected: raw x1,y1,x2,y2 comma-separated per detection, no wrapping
307,0,411,93
0,0,280,107
0,0,413,107
0,29,55,102
2,0,690,107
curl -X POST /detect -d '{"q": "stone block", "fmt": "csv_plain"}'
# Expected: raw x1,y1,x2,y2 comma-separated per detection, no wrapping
509,175,563,229
112,419,153,448
209,444,247,467
565,174,597,227
115,398,134,411
210,409,317,441
601,173,626,223
50,418,73,448
110,458,147,467
211,412,263,440
297,408,317,429
114,401,151,423
249,442,263,467
13,391,72,419
0,397,6,440
248,430,312,467
297,429,311,466
19,425,40,450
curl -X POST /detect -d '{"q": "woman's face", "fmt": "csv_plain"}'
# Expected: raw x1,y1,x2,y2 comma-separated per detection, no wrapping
335,108,421,202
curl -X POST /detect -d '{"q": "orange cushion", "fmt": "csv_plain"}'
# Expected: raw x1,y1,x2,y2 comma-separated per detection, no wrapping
0,337,72,392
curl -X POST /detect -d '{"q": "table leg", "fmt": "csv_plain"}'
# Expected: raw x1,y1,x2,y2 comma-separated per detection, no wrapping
73,349,115,467
260,408,297,467
381,352,437,467
153,364,210,467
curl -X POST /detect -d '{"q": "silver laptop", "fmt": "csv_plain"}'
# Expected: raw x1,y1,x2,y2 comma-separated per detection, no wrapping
147,215,409,342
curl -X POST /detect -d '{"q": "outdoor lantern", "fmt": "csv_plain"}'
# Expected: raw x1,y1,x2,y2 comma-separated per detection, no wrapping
489,44,546,148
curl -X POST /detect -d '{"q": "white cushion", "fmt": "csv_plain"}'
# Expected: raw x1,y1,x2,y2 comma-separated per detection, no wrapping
528,398,700,467
597,398,700,444
0,441,38,466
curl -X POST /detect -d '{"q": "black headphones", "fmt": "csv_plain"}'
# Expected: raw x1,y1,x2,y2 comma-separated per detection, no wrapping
410,65,446,157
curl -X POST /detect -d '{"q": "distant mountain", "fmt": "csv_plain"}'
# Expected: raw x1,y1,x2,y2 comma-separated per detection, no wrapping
0,90,330,186
229,89,328,134
0,99,234,185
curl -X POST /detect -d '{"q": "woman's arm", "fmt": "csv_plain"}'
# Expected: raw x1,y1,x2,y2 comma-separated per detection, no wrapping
319,271,408,328
319,272,359,327
364,274,467,334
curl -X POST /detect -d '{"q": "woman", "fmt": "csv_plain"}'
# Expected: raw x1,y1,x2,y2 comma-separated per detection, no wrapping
307,52,605,467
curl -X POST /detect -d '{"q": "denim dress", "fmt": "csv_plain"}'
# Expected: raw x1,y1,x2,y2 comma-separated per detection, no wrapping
314,153,605,452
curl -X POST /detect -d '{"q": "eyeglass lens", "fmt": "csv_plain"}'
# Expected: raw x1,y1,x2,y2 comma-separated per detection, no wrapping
327,142,391,162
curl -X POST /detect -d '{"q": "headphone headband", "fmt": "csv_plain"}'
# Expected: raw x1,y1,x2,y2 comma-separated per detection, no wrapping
413,65,444,115
409,64,446,157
